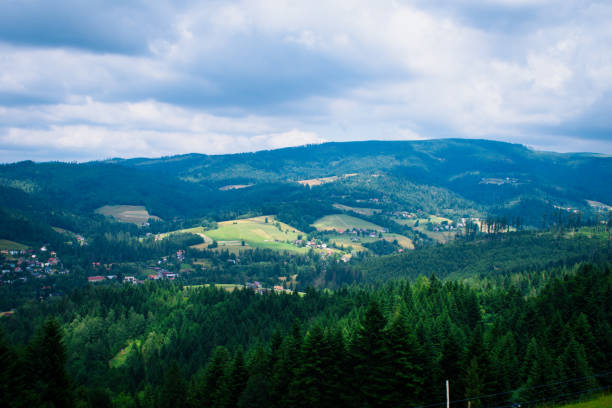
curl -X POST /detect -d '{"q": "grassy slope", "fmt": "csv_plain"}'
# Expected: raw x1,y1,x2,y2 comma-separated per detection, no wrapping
205,216,306,253
159,216,308,253
0,239,28,250
332,203,380,216
549,394,612,408
313,214,384,231
314,214,414,250
95,205,161,224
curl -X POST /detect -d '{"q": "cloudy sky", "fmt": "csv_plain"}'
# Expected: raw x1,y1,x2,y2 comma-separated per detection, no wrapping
1,0,611,162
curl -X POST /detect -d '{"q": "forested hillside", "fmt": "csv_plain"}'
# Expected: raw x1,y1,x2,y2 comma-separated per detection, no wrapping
2,140,611,228
1,262,610,407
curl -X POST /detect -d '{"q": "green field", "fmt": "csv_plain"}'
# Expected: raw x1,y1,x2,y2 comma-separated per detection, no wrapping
0,239,28,250
327,234,372,252
332,203,380,216
163,216,308,253
157,226,213,248
327,232,413,253
205,216,306,253
312,214,384,232
95,205,161,224
548,394,612,408
384,233,414,249
109,339,141,369
396,215,457,243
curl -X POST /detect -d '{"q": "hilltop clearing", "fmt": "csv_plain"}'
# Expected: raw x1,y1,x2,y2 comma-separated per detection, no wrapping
160,216,312,254
312,214,384,232
95,205,161,224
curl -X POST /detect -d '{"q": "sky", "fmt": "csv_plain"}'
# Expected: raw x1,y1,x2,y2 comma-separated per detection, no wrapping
0,0,611,162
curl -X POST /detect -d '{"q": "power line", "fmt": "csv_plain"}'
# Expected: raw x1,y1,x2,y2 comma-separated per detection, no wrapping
487,384,611,408
411,370,612,408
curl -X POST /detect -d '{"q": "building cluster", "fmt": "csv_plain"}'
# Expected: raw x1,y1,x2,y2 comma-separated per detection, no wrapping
245,281,292,295
87,267,179,285
1,246,69,286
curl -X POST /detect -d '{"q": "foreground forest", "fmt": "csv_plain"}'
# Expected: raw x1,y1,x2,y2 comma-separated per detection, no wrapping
1,262,610,407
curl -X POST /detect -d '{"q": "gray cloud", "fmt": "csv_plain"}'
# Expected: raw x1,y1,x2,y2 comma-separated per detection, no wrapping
0,0,181,54
0,0,611,162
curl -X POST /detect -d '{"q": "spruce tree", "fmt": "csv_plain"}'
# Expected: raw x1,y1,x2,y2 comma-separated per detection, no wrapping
464,357,484,408
158,361,187,408
272,320,302,408
383,310,424,407
349,300,390,408
238,344,271,408
189,346,230,408
289,325,326,407
25,318,74,408
0,329,19,408
219,347,248,408
439,326,465,400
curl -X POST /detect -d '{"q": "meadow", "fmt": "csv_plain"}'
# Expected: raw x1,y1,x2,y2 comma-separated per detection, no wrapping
332,203,380,216
0,239,28,250
312,213,384,232
548,394,612,408
94,205,161,224
160,216,308,253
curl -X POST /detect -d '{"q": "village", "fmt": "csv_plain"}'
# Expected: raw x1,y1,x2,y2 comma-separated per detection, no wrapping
0,245,70,288
87,249,186,285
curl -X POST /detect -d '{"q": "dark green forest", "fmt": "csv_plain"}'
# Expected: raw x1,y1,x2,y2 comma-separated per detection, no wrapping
1,262,610,407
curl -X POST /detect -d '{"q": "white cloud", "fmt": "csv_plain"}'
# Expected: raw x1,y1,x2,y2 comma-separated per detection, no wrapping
1,0,612,160
0,99,324,160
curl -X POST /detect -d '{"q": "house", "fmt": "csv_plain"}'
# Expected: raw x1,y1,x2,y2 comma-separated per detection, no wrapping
124,276,136,283
88,276,106,283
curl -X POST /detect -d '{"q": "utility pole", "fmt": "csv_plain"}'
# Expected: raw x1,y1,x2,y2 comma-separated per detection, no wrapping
446,380,450,408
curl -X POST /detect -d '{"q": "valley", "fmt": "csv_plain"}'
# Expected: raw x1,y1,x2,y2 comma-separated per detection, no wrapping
1,139,610,408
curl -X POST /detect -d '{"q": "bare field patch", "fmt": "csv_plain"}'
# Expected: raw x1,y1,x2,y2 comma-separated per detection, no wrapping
332,203,380,216
297,173,358,187
219,184,254,191
95,205,161,224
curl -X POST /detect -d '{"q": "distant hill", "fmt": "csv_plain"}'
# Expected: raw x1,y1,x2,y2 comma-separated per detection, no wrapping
1,139,610,228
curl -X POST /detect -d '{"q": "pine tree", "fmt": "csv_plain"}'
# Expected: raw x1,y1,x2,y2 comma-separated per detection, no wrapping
521,339,560,404
25,318,74,408
560,337,596,395
491,332,520,399
0,329,20,407
289,325,327,407
464,357,484,408
238,344,271,408
271,320,303,408
439,326,465,400
158,361,187,408
464,324,494,397
189,346,230,408
383,310,424,407
349,300,391,408
219,347,248,408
